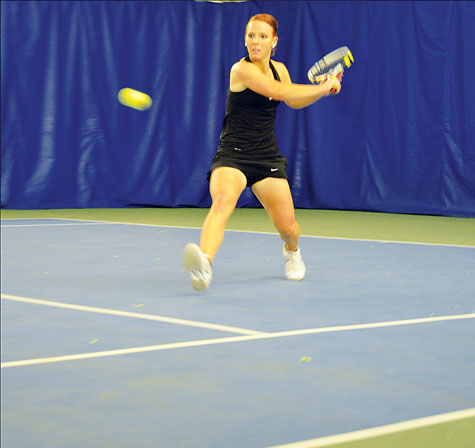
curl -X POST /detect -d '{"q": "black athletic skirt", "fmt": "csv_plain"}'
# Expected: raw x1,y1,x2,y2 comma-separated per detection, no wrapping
207,145,289,187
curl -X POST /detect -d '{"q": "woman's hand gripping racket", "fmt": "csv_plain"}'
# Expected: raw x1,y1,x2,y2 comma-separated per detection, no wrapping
308,46,354,95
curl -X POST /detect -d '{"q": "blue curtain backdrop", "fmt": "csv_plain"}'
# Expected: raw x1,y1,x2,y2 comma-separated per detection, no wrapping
1,1,474,216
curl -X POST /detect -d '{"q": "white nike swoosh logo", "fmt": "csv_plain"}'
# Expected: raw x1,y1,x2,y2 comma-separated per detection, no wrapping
270,168,279,172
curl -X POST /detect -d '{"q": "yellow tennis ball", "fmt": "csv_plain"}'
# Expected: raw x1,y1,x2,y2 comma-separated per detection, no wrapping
118,88,152,111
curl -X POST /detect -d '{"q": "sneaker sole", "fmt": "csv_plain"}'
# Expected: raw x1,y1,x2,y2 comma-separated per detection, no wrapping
183,243,210,291
183,243,204,271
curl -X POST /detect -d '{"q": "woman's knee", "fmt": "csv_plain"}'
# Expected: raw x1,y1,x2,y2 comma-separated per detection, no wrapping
210,191,239,216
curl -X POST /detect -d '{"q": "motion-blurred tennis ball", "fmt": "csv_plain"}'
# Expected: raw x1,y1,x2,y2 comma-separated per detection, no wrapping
118,88,152,111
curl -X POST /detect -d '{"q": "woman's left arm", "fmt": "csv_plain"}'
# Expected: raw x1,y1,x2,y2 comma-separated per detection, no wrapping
276,62,340,109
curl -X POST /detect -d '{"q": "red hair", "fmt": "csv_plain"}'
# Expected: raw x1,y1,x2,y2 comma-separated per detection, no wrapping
245,13,278,36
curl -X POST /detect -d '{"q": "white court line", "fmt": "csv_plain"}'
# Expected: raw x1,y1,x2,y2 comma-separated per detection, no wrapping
2,217,474,247
0,222,111,228
2,310,473,368
0,218,110,229
1,334,257,368
0,294,265,336
267,408,475,448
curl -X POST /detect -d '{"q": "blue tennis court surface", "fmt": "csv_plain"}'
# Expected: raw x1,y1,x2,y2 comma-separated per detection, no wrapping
1,219,474,447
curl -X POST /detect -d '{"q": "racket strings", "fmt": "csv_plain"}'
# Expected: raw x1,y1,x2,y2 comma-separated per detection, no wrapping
307,47,354,84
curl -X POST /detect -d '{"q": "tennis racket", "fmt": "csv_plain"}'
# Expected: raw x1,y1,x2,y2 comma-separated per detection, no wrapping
307,46,354,94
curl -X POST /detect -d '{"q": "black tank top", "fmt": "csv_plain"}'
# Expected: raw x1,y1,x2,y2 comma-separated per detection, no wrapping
218,57,281,154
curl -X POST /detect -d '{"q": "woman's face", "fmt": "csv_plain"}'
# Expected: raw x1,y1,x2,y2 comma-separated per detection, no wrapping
245,20,277,62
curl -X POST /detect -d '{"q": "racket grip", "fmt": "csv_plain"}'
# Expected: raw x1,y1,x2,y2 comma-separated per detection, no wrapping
330,79,340,95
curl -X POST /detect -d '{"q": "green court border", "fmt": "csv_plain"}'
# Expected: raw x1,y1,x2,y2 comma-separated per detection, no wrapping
1,207,474,448
1,208,474,246
325,415,475,448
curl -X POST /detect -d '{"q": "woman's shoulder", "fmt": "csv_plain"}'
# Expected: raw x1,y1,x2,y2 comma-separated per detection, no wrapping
230,57,256,81
231,57,250,71
230,58,251,92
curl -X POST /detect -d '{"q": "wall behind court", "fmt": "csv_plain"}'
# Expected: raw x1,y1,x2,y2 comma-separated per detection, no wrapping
1,1,474,216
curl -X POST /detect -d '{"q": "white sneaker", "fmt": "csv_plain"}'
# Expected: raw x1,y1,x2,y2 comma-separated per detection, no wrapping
283,244,306,280
183,243,212,291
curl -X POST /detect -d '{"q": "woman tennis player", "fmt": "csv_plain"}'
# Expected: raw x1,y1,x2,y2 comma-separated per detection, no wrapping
184,13,342,291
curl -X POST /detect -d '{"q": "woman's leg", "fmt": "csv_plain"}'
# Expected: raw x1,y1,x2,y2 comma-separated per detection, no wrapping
201,166,247,262
184,166,246,290
251,177,300,250
252,177,306,280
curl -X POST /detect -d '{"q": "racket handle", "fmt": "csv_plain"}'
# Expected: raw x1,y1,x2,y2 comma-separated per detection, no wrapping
330,78,340,95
